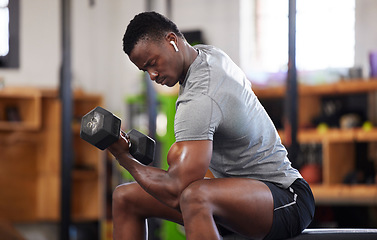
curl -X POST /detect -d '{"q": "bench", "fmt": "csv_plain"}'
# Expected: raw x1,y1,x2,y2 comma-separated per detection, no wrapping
223,228,377,240
287,228,377,240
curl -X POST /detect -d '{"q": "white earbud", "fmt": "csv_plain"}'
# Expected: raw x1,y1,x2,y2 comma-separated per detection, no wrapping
170,41,179,52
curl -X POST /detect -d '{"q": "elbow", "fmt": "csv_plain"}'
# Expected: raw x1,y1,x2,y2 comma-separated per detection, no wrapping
164,183,185,210
166,189,183,210
167,198,181,210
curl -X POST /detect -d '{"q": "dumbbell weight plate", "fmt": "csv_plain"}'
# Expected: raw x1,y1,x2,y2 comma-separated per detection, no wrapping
127,129,155,165
80,106,121,150
80,106,155,165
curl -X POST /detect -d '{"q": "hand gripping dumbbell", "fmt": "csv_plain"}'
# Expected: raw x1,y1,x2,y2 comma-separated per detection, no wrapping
80,106,155,165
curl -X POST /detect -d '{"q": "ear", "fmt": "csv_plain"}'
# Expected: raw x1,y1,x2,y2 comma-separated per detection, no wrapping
166,32,179,52
165,32,178,44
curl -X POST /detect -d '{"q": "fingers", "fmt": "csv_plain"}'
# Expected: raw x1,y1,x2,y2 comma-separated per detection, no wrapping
120,130,126,137
120,130,131,147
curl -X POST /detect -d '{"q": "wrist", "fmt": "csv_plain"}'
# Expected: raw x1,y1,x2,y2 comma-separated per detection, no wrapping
115,152,140,170
115,151,130,161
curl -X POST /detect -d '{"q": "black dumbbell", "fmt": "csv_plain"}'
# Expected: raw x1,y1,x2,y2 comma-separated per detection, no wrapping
80,106,155,165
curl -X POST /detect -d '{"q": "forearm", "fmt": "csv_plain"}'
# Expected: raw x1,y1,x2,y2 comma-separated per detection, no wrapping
116,152,183,209
113,140,212,209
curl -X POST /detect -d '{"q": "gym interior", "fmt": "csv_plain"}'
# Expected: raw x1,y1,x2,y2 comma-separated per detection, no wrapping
1,0,377,239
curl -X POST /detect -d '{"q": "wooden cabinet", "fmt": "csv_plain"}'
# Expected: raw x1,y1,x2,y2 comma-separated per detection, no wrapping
71,92,105,221
253,79,377,205
0,87,103,223
0,87,42,130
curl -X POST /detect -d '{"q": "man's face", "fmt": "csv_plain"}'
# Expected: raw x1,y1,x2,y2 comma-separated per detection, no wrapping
129,38,183,87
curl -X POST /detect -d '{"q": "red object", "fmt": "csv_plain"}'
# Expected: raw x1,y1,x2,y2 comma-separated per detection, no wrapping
300,164,322,184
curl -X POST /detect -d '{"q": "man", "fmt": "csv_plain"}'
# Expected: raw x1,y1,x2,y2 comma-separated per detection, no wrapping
109,11,314,240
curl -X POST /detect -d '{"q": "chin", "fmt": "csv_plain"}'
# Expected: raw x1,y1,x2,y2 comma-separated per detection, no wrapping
169,81,180,87
162,79,175,87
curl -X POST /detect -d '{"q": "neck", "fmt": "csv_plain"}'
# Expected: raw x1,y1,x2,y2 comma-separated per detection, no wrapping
179,41,198,84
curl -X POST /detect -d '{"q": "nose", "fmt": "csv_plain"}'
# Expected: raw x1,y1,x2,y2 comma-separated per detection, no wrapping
149,71,158,81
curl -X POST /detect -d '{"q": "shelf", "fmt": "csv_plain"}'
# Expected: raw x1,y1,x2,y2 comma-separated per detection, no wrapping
73,91,103,121
252,85,285,98
356,128,377,141
0,88,104,222
253,79,377,98
0,87,42,131
257,80,377,207
303,128,377,143
277,128,377,144
73,169,99,181
300,79,377,95
299,128,355,143
311,184,377,205
0,121,40,131
72,122,82,133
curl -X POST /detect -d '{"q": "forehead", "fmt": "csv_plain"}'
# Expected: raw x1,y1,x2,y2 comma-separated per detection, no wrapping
129,39,163,67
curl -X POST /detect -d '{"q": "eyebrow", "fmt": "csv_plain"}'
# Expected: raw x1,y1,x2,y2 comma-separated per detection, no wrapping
137,61,149,72
142,58,153,69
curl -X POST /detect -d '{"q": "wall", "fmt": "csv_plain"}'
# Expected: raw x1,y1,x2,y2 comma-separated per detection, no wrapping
0,0,241,122
0,0,146,119
0,0,377,119
171,0,241,64
70,0,145,118
0,0,60,88
355,0,377,77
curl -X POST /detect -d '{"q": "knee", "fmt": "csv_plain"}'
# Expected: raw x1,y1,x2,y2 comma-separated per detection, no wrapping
180,180,211,211
112,182,139,210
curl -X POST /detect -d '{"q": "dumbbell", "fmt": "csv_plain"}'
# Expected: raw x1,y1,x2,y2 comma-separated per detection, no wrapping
80,106,155,165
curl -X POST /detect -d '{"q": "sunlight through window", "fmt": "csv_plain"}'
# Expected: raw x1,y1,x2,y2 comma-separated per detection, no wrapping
242,0,355,83
0,0,9,57
296,0,355,70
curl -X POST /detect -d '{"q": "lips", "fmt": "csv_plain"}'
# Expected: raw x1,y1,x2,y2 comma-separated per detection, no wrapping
156,77,166,85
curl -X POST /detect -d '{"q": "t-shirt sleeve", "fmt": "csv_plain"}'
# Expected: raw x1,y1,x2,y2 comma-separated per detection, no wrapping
174,94,222,142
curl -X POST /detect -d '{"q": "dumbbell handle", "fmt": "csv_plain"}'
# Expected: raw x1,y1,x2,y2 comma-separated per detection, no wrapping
119,130,150,164
120,130,132,148
121,129,155,165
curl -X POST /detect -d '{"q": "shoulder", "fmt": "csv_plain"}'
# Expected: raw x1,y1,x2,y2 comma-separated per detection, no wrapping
175,94,222,142
180,45,231,94
194,45,231,63
194,44,224,55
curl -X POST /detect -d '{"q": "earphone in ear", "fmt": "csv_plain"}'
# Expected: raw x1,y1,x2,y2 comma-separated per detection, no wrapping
170,41,179,52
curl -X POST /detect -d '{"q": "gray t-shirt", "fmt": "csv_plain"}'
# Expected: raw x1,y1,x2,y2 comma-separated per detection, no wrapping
174,45,301,188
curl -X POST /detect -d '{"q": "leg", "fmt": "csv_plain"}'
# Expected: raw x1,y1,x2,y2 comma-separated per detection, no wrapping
112,182,183,240
179,178,274,240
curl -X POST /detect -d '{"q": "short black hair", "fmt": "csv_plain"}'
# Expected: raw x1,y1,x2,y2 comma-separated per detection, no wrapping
123,11,184,55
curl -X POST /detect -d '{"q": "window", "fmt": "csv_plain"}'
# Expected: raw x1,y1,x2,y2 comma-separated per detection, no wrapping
242,0,355,85
0,0,19,68
296,0,355,70
254,0,289,73
0,0,9,56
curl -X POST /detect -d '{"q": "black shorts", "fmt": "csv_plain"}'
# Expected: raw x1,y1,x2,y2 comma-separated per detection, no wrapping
263,178,315,240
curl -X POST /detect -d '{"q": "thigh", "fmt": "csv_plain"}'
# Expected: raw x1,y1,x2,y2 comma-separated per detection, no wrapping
263,178,315,240
191,178,274,239
113,182,184,224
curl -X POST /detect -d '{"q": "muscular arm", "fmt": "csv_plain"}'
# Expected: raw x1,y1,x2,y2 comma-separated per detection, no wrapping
109,135,212,210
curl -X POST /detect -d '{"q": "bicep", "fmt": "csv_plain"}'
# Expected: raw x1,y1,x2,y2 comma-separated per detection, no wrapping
167,140,213,189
